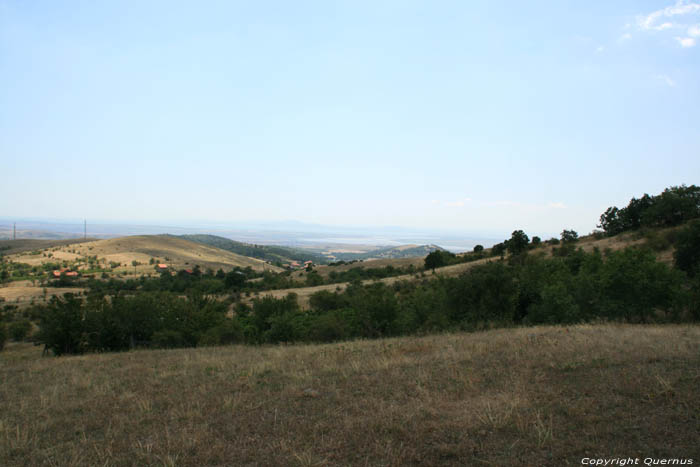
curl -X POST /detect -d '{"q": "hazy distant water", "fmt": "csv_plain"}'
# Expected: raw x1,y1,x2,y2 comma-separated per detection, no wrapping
1,219,499,253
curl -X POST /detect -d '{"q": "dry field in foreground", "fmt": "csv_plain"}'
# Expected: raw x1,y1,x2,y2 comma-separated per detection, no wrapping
1,324,698,466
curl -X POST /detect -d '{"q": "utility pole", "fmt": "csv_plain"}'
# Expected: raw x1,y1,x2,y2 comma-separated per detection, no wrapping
13,222,16,240
84,219,87,240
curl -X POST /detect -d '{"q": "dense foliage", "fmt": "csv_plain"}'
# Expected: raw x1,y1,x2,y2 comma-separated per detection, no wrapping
598,185,700,236
34,244,694,355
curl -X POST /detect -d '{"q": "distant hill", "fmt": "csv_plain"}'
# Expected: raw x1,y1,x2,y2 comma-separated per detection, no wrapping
0,238,95,256
331,244,446,261
181,234,328,265
6,235,281,274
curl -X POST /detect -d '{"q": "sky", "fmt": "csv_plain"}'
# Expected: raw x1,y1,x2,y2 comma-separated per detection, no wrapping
1,0,699,239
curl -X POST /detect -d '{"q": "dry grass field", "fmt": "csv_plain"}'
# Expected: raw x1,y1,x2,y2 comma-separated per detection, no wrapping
0,280,84,306
1,324,697,466
0,238,95,256
6,235,281,275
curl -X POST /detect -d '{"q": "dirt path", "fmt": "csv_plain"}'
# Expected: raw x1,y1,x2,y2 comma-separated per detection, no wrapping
247,256,497,309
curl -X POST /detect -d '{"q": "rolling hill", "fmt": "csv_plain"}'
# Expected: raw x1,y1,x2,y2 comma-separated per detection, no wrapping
0,238,95,256
181,234,328,265
6,235,282,274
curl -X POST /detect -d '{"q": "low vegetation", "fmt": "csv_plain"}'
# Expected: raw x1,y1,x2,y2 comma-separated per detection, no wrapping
1,325,698,465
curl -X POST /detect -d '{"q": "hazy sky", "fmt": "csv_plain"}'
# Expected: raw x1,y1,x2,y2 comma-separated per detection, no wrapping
1,0,699,238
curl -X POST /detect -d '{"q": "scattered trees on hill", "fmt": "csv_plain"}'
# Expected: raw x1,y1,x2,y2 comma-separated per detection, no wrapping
34,241,697,355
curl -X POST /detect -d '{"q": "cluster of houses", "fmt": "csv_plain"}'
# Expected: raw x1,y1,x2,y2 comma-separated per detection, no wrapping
51,268,78,278
287,260,313,270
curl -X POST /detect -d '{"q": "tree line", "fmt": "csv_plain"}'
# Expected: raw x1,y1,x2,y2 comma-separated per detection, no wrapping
598,185,700,236
26,217,700,354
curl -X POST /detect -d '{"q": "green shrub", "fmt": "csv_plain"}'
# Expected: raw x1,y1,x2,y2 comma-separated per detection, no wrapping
307,310,351,343
200,319,244,346
0,323,6,351
9,320,31,341
527,283,580,324
152,330,186,348
649,234,671,251
674,220,700,277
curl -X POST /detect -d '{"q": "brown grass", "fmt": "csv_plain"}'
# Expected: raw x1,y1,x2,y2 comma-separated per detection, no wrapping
0,238,94,256
6,235,282,276
1,324,698,466
0,280,84,306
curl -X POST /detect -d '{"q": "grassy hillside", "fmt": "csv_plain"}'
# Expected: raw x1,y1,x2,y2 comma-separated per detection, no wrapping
1,324,698,466
0,235,283,305
181,234,328,265
0,238,94,256
8,235,281,274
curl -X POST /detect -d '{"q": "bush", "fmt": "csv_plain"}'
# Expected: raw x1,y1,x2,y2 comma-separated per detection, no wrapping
199,319,243,346
644,230,671,251
9,320,31,341
600,248,683,322
527,283,580,324
152,330,186,348
674,220,700,277
307,310,351,342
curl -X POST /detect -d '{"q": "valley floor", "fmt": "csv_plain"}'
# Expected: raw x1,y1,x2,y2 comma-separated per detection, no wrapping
1,324,698,466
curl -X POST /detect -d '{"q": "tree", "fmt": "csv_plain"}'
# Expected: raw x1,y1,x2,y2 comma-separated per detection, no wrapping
531,236,541,247
674,219,700,277
561,229,579,243
9,320,31,341
491,242,506,258
424,250,446,271
507,230,529,256
473,245,484,253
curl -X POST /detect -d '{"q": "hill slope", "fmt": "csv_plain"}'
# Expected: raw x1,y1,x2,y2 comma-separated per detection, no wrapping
181,234,327,265
2,324,697,466
7,235,282,273
0,238,94,256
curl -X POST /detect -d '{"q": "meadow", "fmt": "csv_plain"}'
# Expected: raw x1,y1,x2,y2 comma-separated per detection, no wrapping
1,324,698,466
